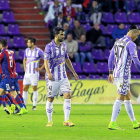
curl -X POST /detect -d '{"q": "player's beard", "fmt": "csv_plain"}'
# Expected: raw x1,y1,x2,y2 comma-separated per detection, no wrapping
58,37,64,43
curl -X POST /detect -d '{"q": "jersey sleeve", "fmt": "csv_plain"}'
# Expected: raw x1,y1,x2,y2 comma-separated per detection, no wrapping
128,42,140,72
0,52,4,61
24,49,27,58
44,45,51,60
65,44,69,59
108,45,115,71
39,49,44,59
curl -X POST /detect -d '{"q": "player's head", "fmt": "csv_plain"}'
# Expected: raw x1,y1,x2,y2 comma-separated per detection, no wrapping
53,27,65,42
27,37,36,48
0,39,7,50
127,25,140,41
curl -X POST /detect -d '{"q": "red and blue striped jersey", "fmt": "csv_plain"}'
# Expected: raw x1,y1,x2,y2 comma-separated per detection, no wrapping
0,48,17,78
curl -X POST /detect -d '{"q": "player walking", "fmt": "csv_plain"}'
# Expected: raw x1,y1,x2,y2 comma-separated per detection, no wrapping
44,27,79,127
108,25,140,130
23,38,44,110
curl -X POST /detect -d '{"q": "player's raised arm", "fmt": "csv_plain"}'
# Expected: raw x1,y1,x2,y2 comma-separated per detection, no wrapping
108,46,115,83
65,59,79,81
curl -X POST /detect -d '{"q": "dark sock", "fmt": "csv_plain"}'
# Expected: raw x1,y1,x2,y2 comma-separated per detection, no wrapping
2,95,6,107
18,93,26,109
4,95,11,107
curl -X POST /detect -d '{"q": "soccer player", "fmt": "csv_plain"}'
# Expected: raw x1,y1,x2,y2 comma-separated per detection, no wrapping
23,37,44,110
44,27,79,127
108,25,140,130
0,39,27,115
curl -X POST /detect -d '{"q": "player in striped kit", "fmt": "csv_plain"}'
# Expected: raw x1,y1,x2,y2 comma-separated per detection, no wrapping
23,38,44,110
108,25,140,130
44,27,79,127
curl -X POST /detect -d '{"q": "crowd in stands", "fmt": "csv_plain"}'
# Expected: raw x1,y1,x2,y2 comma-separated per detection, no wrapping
40,0,140,78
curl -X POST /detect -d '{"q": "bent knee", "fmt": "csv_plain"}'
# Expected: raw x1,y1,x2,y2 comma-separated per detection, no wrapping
47,97,54,102
64,93,71,99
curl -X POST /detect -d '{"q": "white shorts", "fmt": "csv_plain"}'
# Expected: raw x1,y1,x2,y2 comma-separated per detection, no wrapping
46,78,71,98
23,73,39,86
113,77,131,95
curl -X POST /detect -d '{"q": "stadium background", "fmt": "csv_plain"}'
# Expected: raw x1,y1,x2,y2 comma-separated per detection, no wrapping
0,0,140,105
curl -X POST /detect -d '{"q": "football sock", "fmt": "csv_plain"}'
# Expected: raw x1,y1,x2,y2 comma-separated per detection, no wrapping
33,91,38,107
4,94,11,107
111,99,123,122
124,100,136,121
15,94,24,108
46,100,53,122
18,93,26,109
6,93,18,110
63,99,71,121
2,95,6,108
23,91,28,105
0,95,2,106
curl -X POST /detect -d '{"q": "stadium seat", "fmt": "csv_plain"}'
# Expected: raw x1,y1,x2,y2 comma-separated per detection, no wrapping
115,12,128,23
8,24,21,36
18,49,25,61
72,62,83,73
105,37,112,48
89,74,100,79
18,75,24,80
107,24,117,35
83,62,96,74
0,0,10,10
2,11,16,23
10,49,18,61
131,63,138,74
128,13,140,23
131,75,140,79
124,24,130,31
92,49,104,61
97,62,108,73
16,63,23,74
0,24,6,35
13,36,26,48
81,24,91,32
100,24,106,35
102,12,115,23
79,75,86,79
102,74,108,79
104,49,110,60
0,36,12,48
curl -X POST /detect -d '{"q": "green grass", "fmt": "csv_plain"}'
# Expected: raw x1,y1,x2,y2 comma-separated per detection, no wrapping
0,104,140,140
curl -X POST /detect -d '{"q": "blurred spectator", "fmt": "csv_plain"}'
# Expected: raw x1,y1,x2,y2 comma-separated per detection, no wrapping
44,0,63,23
50,12,67,39
52,12,67,28
86,23,105,46
64,34,80,63
72,20,86,42
63,0,75,24
79,35,94,66
112,23,127,41
63,23,72,39
90,0,102,24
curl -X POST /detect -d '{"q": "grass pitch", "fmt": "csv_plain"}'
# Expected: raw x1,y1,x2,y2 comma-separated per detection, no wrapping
0,104,140,140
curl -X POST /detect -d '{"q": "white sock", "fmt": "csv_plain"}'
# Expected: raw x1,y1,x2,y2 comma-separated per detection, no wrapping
124,100,136,121
46,100,53,122
111,99,123,122
63,99,71,121
33,91,38,107
23,91,28,105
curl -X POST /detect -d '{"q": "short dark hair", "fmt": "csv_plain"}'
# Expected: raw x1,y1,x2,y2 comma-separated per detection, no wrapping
28,37,36,45
128,25,139,32
58,12,63,16
0,39,7,48
53,27,64,35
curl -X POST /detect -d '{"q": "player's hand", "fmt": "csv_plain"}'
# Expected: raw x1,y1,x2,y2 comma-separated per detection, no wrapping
34,68,42,72
73,72,79,81
108,74,114,84
48,72,53,81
